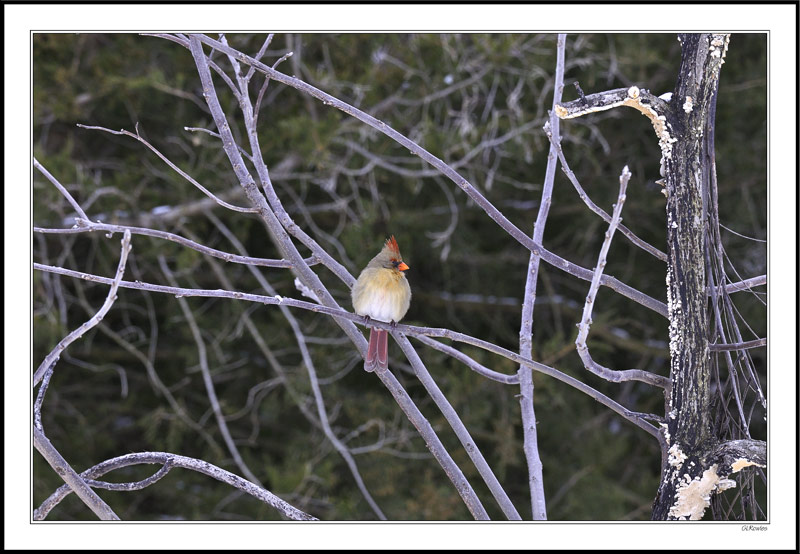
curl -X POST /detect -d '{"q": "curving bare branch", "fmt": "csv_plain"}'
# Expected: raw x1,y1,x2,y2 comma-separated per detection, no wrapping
574,166,670,389
34,451,317,521
33,230,132,521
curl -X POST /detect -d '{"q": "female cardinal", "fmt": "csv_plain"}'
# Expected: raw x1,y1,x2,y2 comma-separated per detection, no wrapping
351,236,411,372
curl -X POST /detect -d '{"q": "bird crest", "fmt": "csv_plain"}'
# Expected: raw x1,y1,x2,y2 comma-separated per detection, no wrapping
385,235,401,257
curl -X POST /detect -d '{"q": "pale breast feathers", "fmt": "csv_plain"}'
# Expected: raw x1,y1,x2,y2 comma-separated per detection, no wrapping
352,268,411,323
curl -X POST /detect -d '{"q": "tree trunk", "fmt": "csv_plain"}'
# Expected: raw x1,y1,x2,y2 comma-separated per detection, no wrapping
553,33,767,520
651,33,740,520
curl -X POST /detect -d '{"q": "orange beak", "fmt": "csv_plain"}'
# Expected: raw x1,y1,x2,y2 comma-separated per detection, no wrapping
397,262,409,272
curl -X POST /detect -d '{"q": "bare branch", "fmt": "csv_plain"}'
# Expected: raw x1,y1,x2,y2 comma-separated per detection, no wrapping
32,231,133,520
395,335,522,520
197,34,356,289
708,338,766,352
517,32,567,521
83,458,174,492
369,362,490,519
555,85,670,140
574,167,669,389
708,439,766,475
34,219,317,269
34,156,89,221
33,427,120,521
414,335,518,384
720,274,766,294
187,35,365,343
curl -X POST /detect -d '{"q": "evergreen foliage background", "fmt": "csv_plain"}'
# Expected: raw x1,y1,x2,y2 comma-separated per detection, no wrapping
33,33,766,520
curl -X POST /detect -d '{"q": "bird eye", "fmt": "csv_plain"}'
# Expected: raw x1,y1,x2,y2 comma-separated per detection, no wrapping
391,260,400,268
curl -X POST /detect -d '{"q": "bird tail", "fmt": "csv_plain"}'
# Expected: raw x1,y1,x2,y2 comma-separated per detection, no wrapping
365,328,389,373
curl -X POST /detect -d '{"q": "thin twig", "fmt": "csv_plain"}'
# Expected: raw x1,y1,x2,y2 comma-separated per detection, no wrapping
183,126,256,162
144,33,242,100
718,222,766,243
76,124,258,214
552,143,669,262
244,33,275,83
158,256,265,488
254,52,293,129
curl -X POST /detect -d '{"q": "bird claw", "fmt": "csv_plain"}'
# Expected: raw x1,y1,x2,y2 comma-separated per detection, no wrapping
363,315,372,327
